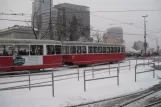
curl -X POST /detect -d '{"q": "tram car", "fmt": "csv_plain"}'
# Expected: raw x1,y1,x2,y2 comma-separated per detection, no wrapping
0,39,62,72
63,41,125,65
0,39,125,72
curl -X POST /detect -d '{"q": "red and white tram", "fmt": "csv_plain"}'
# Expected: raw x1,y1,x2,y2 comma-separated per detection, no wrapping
63,41,125,65
0,39,125,72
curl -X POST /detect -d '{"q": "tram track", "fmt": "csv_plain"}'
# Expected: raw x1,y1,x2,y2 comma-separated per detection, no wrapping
67,84,161,107
144,100,161,107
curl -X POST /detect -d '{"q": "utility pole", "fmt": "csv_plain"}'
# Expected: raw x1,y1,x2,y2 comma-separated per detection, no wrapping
49,0,53,40
156,37,159,55
142,15,148,56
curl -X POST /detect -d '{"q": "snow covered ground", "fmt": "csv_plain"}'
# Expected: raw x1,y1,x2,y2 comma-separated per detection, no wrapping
0,59,161,107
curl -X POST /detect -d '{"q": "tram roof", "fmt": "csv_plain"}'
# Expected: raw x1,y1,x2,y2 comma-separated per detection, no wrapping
0,39,124,46
63,41,124,46
0,39,61,45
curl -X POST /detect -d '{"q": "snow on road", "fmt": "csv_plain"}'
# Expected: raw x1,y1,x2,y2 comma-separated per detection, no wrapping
0,60,161,107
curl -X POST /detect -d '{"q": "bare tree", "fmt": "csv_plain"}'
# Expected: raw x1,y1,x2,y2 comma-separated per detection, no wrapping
91,30,103,43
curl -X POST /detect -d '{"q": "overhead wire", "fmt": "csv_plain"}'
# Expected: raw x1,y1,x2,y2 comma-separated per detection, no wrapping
1,0,161,42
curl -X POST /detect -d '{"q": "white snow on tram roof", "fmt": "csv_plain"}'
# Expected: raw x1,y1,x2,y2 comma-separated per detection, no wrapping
0,39,124,46
0,39,61,45
63,41,124,46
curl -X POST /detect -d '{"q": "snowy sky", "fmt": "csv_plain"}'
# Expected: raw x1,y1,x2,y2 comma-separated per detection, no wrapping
0,0,161,48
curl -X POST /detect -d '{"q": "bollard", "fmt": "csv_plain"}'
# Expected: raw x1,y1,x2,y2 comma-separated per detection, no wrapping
28,71,31,90
117,68,119,86
84,71,86,92
109,64,111,75
77,66,79,81
158,57,159,68
153,69,155,78
129,60,131,70
52,68,54,97
135,66,137,82
118,62,120,71
92,64,94,78
153,63,155,78
136,59,137,65
148,59,149,66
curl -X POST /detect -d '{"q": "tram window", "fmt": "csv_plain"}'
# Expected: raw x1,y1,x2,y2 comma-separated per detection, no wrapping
114,47,117,53
94,47,98,53
121,47,124,53
123,47,125,52
70,46,76,54
46,45,55,55
30,45,43,55
118,47,120,53
82,46,86,54
0,45,13,56
15,45,29,55
77,46,82,54
55,45,61,54
63,46,69,54
111,47,113,53
98,47,102,53
103,47,106,53
88,46,93,53
107,47,110,53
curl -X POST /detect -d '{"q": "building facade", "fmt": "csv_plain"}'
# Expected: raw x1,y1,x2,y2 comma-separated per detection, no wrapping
132,41,149,51
0,25,35,39
32,0,90,41
54,3,90,41
103,27,123,44
32,0,57,39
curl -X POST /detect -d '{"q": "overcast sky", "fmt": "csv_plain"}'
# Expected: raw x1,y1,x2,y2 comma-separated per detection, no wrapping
0,0,161,48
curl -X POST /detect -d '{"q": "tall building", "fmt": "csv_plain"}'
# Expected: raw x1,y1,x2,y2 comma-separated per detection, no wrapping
54,3,90,41
32,0,57,39
32,1,90,41
132,41,149,51
103,27,123,44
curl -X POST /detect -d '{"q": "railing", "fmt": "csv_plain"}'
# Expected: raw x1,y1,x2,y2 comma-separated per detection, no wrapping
0,56,160,97
83,67,119,92
0,64,80,97
118,60,131,71
0,62,62,72
135,63,155,82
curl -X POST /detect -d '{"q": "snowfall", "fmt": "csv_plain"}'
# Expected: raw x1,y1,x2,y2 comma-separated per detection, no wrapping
0,59,161,107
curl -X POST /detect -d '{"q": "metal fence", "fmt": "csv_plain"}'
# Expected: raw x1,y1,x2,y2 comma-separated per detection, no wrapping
0,56,160,97
135,63,155,82
118,60,131,71
83,67,119,92
0,64,80,97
